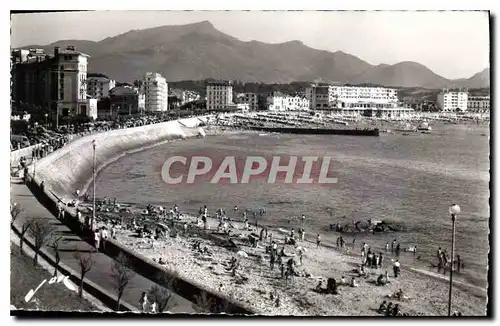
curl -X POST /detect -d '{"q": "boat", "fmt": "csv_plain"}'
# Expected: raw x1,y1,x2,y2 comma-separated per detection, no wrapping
417,122,432,132
394,123,416,133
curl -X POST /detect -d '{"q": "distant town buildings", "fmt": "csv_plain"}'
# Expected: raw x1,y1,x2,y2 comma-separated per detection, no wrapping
11,46,95,120
87,73,116,100
143,72,168,112
206,81,233,111
467,95,490,112
236,92,259,111
267,92,309,111
436,89,468,112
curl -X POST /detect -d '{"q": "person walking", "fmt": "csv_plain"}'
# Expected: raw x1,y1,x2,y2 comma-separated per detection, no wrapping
385,242,389,252
139,292,149,312
100,227,108,251
316,234,321,249
94,229,101,251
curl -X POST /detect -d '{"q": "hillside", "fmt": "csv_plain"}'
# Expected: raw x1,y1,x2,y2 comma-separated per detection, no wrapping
16,21,490,88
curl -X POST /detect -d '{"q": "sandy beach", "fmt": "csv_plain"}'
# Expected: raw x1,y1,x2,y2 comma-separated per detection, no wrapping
87,201,487,316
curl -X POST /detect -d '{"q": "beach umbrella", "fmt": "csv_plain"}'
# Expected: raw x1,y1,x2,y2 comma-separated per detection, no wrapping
236,250,248,258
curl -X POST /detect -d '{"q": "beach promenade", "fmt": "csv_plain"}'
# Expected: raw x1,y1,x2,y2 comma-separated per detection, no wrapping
10,177,195,313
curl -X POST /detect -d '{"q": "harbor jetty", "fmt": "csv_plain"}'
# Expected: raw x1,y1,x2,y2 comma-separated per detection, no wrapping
248,126,379,136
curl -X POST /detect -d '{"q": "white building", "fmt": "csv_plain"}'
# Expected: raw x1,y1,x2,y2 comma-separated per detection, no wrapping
206,81,233,111
437,90,468,112
267,92,310,111
143,72,168,112
236,92,259,111
306,84,399,110
86,73,116,100
467,95,490,112
57,46,91,117
305,83,412,118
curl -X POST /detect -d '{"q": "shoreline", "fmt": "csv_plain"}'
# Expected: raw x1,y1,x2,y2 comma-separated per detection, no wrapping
87,200,487,316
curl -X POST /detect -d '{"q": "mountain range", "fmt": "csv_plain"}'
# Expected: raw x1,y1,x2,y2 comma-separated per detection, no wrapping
17,21,490,89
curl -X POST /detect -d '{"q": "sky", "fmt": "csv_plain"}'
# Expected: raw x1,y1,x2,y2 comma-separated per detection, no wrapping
10,10,490,80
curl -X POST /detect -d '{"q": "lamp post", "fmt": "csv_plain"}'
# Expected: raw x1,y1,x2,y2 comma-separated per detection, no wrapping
92,140,96,231
44,113,48,128
448,203,461,316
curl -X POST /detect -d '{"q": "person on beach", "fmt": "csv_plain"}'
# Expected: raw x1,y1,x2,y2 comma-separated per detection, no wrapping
350,277,359,287
94,229,101,251
392,304,401,316
336,237,340,248
270,252,276,270
111,226,116,239
385,242,389,252
379,253,384,268
395,243,401,257
393,260,401,278
316,234,321,248
139,292,149,312
385,302,393,316
339,236,345,248
391,240,396,253
378,300,388,313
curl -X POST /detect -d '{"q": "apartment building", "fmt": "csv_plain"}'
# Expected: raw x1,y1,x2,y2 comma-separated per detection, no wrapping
235,92,259,111
109,85,143,115
437,90,468,112
11,46,92,119
87,73,116,100
206,81,233,111
467,95,490,112
143,72,168,112
267,92,310,111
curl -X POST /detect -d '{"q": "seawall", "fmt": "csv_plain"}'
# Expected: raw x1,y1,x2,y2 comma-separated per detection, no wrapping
28,116,255,314
33,117,208,201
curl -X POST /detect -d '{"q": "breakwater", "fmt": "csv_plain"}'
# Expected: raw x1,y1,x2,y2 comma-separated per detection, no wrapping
28,116,255,314
248,126,380,136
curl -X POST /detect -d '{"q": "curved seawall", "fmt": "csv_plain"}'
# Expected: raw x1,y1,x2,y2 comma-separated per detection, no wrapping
34,117,208,200
27,116,255,314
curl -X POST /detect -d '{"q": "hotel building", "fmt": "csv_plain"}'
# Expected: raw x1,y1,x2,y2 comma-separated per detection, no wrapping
143,72,168,112
305,84,412,117
11,46,96,120
206,81,233,111
436,90,468,112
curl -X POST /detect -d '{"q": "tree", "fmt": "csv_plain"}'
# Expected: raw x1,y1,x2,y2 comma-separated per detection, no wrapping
10,203,22,226
110,253,134,310
28,218,55,265
74,249,95,298
19,219,32,253
147,271,177,313
50,235,63,277
193,291,215,313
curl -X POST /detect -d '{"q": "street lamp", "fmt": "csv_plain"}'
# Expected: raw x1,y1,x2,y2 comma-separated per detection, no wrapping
91,140,96,231
448,203,461,316
44,113,48,128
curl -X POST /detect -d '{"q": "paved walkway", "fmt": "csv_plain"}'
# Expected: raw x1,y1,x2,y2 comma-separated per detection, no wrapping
10,177,194,313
